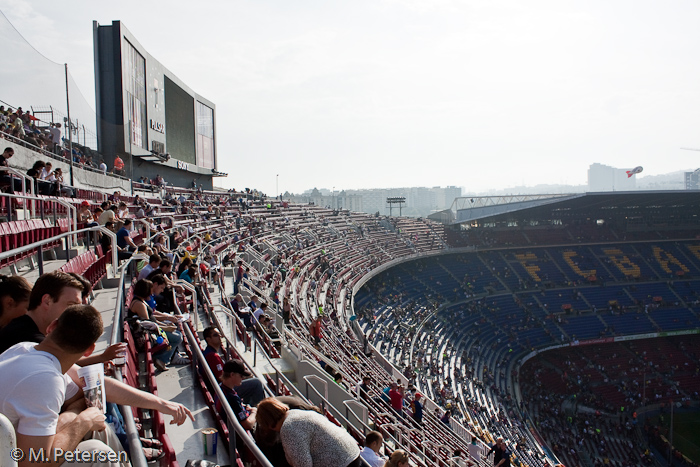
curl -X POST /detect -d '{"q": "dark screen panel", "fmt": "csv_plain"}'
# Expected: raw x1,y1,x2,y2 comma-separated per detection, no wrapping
164,76,196,164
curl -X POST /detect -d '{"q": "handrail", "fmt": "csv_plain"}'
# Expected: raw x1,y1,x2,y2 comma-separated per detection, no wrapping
133,218,151,241
108,256,149,467
98,226,119,272
0,166,35,198
174,279,198,330
0,189,32,221
178,319,275,467
0,225,102,275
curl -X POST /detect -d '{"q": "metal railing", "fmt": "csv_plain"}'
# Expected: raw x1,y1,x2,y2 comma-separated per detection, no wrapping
108,256,149,467
178,313,274,467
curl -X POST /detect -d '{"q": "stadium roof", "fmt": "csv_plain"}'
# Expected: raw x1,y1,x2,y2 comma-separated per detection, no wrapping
429,191,700,226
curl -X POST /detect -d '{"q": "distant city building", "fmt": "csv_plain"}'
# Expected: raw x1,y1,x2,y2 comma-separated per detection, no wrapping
288,186,462,217
588,163,636,192
685,171,700,190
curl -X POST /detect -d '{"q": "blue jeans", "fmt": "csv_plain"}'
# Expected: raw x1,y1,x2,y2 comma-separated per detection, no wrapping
154,330,182,364
235,378,265,406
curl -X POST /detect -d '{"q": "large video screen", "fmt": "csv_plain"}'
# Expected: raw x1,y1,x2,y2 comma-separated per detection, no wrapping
164,76,196,165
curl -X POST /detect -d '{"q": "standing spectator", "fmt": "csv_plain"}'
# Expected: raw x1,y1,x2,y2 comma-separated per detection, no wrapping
310,316,322,346
282,296,292,325
389,382,405,417
48,122,61,152
410,392,423,425
113,155,125,175
486,437,510,467
99,158,107,173
234,260,244,294
468,437,482,464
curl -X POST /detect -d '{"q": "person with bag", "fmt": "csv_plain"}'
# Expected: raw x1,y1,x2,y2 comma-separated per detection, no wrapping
127,279,185,371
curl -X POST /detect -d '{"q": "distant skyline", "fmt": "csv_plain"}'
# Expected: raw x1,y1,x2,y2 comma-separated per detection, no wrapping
1,1,699,196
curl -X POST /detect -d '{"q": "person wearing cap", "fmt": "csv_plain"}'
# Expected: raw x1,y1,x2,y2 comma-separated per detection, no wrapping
202,327,265,406
78,200,95,224
410,392,424,425
217,359,257,430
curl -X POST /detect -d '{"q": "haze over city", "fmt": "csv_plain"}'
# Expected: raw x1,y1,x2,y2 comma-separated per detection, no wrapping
2,0,699,196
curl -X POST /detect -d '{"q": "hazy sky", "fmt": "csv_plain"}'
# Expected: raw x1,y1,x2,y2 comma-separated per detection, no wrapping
2,0,700,196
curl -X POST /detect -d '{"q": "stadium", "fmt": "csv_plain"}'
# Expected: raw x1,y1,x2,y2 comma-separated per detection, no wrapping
1,11,700,467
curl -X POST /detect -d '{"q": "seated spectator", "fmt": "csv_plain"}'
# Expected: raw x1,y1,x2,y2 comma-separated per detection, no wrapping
53,167,75,197
0,304,121,467
361,431,387,467
217,359,257,430
39,161,53,180
117,201,129,219
78,201,98,226
153,235,172,261
99,221,115,255
177,257,193,277
179,265,198,284
385,450,410,467
116,218,137,257
201,326,265,405
450,449,467,467
0,275,32,329
253,302,268,324
127,279,184,371
255,397,363,467
138,254,162,281
0,146,12,166
98,204,118,226
0,271,124,366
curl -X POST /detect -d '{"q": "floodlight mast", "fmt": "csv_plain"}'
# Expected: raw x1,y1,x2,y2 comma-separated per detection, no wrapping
386,197,406,216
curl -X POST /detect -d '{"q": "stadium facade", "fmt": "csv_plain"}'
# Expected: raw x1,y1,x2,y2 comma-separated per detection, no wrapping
93,21,220,189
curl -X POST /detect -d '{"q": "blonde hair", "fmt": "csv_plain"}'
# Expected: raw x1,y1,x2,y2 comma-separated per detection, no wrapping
385,449,409,467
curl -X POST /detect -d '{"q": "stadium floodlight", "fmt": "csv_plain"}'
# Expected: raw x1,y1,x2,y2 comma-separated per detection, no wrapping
386,196,406,216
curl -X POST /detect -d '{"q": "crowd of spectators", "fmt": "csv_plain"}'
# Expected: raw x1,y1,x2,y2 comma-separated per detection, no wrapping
0,104,124,180
0,270,194,465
